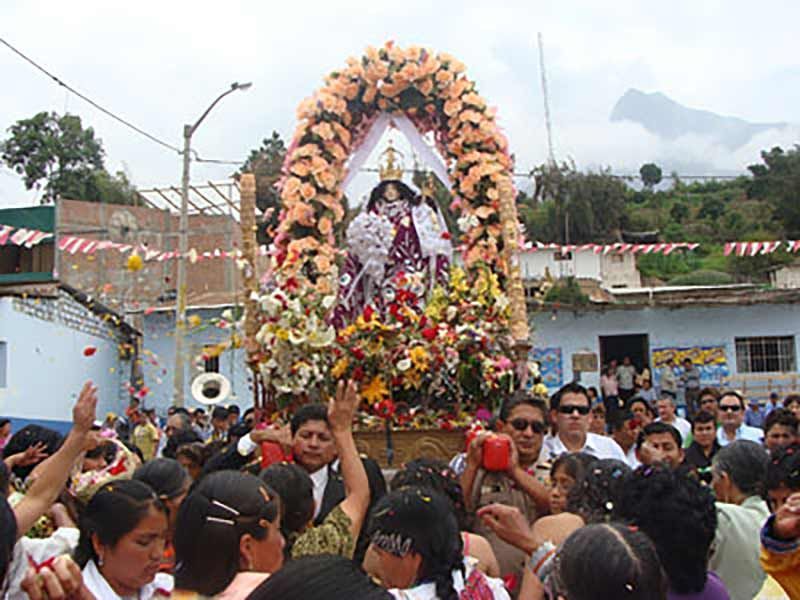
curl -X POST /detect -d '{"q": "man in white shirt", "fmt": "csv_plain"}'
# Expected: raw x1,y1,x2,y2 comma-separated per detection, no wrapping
656,394,691,442
616,356,637,403
541,382,627,462
717,391,764,447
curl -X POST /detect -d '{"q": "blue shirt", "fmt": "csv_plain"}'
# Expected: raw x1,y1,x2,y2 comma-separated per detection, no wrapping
716,424,763,447
744,406,766,429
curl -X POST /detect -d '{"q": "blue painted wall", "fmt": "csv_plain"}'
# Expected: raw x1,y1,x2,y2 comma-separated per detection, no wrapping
530,302,800,392
141,309,253,415
0,296,130,429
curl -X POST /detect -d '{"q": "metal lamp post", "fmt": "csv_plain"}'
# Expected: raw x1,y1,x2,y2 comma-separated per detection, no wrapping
172,82,252,407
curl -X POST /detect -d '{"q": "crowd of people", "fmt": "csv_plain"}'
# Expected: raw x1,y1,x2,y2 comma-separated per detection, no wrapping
2,376,800,600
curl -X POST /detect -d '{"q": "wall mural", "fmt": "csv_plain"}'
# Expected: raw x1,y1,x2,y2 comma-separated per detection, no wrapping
652,345,729,385
530,347,563,390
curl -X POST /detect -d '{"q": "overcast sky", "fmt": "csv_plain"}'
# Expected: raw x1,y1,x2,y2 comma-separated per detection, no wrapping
2,0,799,208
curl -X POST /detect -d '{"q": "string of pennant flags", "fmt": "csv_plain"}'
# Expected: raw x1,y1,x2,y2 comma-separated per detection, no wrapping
3,223,800,262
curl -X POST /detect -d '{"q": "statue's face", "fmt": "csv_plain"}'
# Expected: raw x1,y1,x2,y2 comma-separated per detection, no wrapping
383,183,400,202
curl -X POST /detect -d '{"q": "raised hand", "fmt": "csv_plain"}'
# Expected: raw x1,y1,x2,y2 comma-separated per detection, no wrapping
18,442,49,467
328,379,359,434
72,382,98,434
774,492,800,541
477,503,536,554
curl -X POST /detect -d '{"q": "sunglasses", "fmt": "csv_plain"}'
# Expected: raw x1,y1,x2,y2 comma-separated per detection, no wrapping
558,404,591,416
510,418,548,434
719,404,742,413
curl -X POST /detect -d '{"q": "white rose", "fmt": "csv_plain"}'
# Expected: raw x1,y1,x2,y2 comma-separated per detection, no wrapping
397,358,412,372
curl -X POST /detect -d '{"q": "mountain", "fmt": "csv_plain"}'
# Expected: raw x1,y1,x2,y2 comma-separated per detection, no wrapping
610,89,787,150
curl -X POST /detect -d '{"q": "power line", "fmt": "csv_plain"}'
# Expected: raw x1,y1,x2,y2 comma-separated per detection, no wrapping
0,36,181,154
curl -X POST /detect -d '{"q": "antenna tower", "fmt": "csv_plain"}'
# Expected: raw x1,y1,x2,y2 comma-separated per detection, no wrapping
538,32,556,166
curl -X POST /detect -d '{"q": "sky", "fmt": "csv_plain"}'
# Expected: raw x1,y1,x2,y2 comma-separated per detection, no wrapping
2,0,800,208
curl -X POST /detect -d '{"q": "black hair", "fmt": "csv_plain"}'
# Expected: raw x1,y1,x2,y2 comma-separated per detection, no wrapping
3,424,64,480
193,408,206,415
366,179,423,213
0,460,9,497
566,459,630,524
553,523,667,600
0,419,10,429
368,488,463,600
627,396,656,419
211,406,229,422
719,390,745,410
175,442,207,469
638,422,682,450
200,442,250,476
550,452,598,483
227,404,240,415
259,463,314,555
765,408,799,436
162,429,202,460
74,479,167,568
499,394,548,422
614,465,716,594
0,496,17,584
174,471,281,596
133,458,190,500
290,404,329,437
712,440,769,498
766,444,800,494
390,458,468,531
551,382,590,411
691,410,716,430
246,554,392,600
784,393,800,408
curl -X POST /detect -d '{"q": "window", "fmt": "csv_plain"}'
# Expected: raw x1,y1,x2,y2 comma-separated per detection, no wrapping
0,341,6,388
736,336,796,373
554,251,573,261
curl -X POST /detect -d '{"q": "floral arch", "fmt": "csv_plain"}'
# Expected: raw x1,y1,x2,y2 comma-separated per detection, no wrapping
253,42,529,408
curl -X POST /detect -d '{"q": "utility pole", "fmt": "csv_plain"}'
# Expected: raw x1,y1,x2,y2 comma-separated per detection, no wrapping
538,32,556,166
173,82,252,407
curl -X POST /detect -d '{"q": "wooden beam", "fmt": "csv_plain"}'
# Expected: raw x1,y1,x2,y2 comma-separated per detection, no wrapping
195,184,237,217
206,180,241,216
169,186,206,215
150,188,182,213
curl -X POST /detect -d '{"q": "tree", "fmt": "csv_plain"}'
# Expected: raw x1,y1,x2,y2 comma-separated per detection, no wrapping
639,163,663,190
670,202,689,223
747,146,800,237
698,197,726,221
240,131,287,245
2,111,104,202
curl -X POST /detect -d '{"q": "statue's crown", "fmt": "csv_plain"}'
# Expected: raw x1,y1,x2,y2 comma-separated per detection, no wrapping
379,140,404,181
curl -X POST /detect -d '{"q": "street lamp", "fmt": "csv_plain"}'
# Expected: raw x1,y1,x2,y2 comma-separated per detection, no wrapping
173,81,252,407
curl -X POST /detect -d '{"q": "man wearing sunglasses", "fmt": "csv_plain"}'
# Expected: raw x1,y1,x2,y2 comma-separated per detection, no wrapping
717,391,764,447
542,382,627,462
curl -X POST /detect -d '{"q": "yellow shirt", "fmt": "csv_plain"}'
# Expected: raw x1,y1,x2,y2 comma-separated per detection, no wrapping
133,422,159,461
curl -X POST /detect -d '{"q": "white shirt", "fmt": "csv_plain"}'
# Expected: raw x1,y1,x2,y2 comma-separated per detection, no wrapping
625,444,641,469
388,558,509,600
541,432,627,462
309,464,330,519
82,560,173,600
657,416,692,443
716,424,764,447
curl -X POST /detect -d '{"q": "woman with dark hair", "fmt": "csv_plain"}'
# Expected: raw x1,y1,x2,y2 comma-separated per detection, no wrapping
173,471,283,599
373,458,499,577
134,458,192,573
368,488,509,600
245,555,392,600
175,442,207,481
548,453,598,515
75,479,172,599
549,523,667,600
710,440,770,600
258,463,314,557
565,459,630,524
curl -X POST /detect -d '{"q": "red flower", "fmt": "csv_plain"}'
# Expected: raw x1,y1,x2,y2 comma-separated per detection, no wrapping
83,346,97,357
363,305,375,321
375,399,396,420
422,327,437,341
441,231,451,240
351,347,365,360
419,315,428,329
285,277,299,291
352,366,365,381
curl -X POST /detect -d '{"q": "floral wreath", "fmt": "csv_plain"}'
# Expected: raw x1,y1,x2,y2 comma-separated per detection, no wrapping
272,41,515,291
251,42,521,409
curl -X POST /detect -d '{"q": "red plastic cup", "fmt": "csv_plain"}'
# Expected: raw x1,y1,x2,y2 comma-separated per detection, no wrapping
482,436,511,471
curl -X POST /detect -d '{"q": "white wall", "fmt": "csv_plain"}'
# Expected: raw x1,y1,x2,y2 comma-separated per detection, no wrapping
530,302,800,391
0,297,128,433
600,253,641,288
772,267,800,289
520,250,602,281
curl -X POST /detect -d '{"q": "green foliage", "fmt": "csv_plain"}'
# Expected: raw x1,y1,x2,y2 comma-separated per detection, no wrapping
2,111,106,202
698,197,726,221
241,131,287,244
637,252,698,280
639,163,663,189
747,146,800,237
524,162,628,243
670,202,689,223
544,277,589,305
667,270,734,286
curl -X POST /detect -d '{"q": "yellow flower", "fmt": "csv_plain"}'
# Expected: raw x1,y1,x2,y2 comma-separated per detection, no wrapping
409,346,430,372
331,357,349,378
276,329,289,341
362,376,390,403
187,315,202,328
126,253,143,272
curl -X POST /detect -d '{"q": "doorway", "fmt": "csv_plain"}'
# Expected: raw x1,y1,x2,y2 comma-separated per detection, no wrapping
598,334,650,372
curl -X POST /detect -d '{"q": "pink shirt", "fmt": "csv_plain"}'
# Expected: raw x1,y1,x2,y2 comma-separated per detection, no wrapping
601,374,618,396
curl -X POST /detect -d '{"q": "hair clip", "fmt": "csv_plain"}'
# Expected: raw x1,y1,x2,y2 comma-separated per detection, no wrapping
211,500,240,516
371,530,413,557
206,516,235,526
